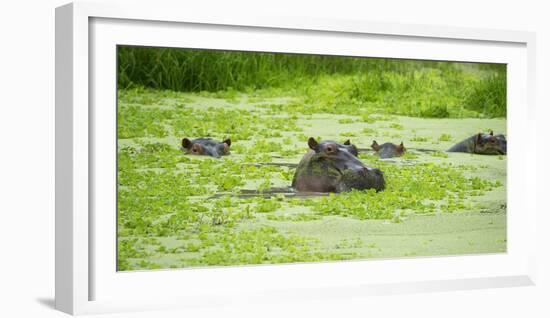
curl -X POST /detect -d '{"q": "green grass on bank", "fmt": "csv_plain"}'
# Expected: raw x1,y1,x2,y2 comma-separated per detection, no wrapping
118,46,506,118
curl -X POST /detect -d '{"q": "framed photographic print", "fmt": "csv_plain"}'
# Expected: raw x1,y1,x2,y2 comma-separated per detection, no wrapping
56,1,537,315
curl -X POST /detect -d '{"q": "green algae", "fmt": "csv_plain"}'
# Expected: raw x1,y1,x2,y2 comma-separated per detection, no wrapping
117,90,506,271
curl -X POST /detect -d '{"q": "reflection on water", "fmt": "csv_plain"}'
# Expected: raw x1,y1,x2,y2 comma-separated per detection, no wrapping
209,186,330,199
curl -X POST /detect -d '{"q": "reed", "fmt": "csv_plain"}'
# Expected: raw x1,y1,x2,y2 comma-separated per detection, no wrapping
117,46,506,118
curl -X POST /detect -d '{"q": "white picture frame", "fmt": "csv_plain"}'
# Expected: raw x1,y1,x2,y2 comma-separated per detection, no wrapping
55,1,538,315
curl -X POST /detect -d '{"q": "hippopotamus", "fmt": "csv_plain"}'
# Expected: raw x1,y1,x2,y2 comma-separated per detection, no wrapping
292,138,385,193
494,133,507,154
181,137,231,158
447,131,506,155
371,141,406,159
340,139,359,156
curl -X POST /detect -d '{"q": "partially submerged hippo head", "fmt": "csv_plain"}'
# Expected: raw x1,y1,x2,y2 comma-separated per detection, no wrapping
292,137,385,193
181,137,231,158
341,139,359,157
448,131,506,155
371,141,406,158
474,131,506,155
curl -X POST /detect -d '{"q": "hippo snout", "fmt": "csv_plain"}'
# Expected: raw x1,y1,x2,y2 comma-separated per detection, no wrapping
367,168,385,191
339,166,385,192
371,168,383,176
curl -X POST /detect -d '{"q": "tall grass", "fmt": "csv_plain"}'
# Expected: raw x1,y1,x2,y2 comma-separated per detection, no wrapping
463,72,507,117
118,46,507,118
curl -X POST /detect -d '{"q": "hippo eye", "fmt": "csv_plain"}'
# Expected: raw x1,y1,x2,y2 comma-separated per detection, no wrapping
191,144,202,154
326,145,338,154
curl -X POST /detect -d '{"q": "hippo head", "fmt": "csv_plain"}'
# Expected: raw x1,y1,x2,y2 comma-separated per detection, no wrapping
494,134,507,154
371,141,406,158
292,137,385,193
342,139,359,157
181,137,231,158
474,131,506,155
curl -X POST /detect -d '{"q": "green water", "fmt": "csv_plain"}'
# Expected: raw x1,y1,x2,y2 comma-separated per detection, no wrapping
117,91,506,270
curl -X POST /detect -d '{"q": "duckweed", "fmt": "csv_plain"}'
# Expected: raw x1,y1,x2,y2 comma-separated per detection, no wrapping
117,78,506,270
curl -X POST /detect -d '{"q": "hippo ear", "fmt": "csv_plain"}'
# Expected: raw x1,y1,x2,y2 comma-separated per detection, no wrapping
308,137,319,150
223,138,231,147
343,139,351,145
182,138,193,150
475,133,483,144
371,140,380,151
398,142,405,151
489,130,494,136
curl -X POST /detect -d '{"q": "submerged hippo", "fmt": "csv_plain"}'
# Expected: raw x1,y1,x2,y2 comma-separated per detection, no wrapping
447,131,506,155
371,141,406,158
340,139,359,157
181,137,231,158
292,138,385,193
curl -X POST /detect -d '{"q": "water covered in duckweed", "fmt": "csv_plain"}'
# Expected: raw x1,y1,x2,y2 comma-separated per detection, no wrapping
117,89,506,271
